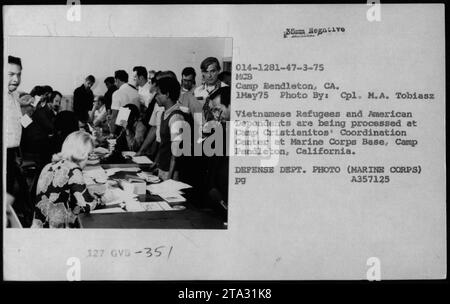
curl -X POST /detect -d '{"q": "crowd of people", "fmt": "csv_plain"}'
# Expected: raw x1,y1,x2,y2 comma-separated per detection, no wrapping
6,55,231,228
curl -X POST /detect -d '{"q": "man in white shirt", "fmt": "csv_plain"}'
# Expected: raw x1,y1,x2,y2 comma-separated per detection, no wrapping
6,55,32,226
136,71,176,158
132,66,152,109
109,69,140,135
194,57,228,102
193,57,228,142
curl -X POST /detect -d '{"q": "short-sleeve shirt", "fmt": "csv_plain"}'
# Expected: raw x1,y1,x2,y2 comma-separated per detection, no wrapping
138,82,152,108
111,83,140,110
193,81,228,104
149,103,164,127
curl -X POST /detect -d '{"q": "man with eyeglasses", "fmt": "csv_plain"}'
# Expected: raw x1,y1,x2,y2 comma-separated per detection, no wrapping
179,67,200,115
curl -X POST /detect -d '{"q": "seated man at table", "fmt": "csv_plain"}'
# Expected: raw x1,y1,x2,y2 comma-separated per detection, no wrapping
154,76,187,181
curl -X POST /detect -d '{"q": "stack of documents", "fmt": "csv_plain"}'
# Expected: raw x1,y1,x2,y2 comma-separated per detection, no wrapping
146,179,192,204
83,166,108,184
132,156,153,164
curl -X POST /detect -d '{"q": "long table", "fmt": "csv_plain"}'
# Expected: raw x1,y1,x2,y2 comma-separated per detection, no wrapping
78,163,226,229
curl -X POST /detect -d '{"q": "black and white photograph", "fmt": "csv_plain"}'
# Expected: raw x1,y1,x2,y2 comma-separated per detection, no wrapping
2,4,446,283
5,36,232,229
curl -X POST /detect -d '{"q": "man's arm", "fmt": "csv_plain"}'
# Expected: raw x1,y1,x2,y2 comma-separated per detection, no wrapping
109,91,121,135
109,109,118,135
136,125,156,155
168,155,176,180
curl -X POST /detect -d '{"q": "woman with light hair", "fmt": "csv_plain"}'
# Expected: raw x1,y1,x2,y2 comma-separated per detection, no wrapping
31,131,105,228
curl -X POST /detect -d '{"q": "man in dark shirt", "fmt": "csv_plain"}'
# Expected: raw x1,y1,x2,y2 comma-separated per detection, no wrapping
73,75,95,123
103,76,117,111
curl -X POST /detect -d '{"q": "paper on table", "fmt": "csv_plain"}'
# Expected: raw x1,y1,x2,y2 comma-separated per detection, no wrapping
136,201,174,211
147,179,192,194
141,202,164,211
91,207,125,214
115,107,131,126
104,167,141,176
132,156,153,164
125,199,144,212
155,201,173,210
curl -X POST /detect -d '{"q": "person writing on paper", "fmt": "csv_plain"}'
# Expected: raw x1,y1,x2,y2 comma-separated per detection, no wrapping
31,131,107,228
115,104,147,152
154,77,186,181
89,95,107,128
109,70,140,135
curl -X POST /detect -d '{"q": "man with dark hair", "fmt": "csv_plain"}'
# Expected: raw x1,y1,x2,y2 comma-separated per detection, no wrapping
86,75,95,83
154,76,186,181
132,66,152,109
109,69,140,134
181,67,196,94
194,57,228,100
103,76,117,111
6,55,33,226
41,85,53,95
73,74,95,123
192,57,229,140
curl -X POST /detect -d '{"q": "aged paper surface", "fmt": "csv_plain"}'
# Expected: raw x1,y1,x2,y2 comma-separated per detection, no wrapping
3,4,445,280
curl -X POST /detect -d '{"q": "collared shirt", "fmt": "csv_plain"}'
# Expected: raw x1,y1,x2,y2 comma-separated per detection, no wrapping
111,83,140,110
154,108,164,143
179,88,201,114
138,82,152,108
193,81,228,104
5,90,22,148
148,103,164,128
